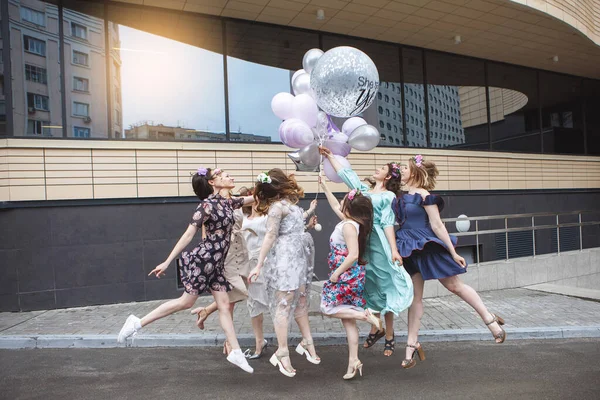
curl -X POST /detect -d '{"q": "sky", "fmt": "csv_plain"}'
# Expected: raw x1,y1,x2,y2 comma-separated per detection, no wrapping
119,26,290,140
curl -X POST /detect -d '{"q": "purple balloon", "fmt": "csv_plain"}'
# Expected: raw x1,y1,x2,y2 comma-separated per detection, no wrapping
324,140,351,157
327,114,340,135
279,118,313,148
323,155,351,183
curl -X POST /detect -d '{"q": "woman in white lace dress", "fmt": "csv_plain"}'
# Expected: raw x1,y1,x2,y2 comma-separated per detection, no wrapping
248,169,319,378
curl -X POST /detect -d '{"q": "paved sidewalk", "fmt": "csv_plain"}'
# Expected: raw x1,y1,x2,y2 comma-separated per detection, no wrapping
1,288,600,348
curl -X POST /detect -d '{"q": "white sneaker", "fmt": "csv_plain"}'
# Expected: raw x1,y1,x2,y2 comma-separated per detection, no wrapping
227,348,254,373
117,315,141,343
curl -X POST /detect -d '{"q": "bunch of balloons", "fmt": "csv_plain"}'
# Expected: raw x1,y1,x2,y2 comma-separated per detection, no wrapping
271,46,382,183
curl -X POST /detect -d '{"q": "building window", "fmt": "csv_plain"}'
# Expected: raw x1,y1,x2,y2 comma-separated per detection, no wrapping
71,22,88,40
378,106,383,115
25,64,47,84
21,7,45,26
27,120,50,135
73,126,91,138
379,121,384,129
388,135,393,142
73,77,89,92
27,93,49,111
24,36,46,56
73,51,89,66
73,102,89,117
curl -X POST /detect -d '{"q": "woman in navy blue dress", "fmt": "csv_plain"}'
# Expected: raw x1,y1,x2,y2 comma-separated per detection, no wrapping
394,155,507,369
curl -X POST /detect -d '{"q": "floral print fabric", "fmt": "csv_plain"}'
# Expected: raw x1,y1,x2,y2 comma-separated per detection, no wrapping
178,193,244,295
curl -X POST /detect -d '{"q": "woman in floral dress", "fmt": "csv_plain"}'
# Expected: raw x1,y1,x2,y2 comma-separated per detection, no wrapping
319,178,382,380
117,167,254,373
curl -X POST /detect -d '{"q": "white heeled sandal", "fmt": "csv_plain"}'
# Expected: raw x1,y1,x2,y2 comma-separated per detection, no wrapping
295,339,321,365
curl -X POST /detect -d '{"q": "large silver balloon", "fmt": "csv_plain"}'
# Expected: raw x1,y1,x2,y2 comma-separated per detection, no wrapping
310,46,379,118
292,73,312,96
288,151,320,172
348,124,380,151
298,142,321,167
302,48,324,74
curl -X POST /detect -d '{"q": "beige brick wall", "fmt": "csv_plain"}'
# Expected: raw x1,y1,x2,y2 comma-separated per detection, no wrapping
1,139,599,202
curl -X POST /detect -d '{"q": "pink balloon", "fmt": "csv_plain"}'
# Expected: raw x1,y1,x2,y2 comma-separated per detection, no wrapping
342,117,367,136
272,92,295,120
291,94,318,127
279,118,313,148
323,155,351,183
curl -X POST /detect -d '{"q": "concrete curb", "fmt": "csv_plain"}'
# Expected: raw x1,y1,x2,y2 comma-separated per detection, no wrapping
1,326,599,349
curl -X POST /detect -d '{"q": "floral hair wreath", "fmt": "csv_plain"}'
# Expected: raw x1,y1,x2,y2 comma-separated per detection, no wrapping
256,172,272,184
412,155,424,168
196,167,221,177
347,189,360,201
390,163,401,178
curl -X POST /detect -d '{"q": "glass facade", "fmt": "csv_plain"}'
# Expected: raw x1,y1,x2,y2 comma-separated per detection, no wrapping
1,0,599,155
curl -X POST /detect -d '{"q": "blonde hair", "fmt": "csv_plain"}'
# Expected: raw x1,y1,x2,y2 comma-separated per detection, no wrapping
408,157,438,191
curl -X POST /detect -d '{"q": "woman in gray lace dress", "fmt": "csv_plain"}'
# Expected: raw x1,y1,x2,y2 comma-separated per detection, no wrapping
248,169,319,378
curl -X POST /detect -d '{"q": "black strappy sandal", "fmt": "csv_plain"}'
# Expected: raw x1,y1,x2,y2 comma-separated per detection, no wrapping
363,329,386,348
384,336,395,357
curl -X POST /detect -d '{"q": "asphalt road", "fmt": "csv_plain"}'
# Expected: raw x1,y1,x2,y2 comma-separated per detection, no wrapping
1,339,599,400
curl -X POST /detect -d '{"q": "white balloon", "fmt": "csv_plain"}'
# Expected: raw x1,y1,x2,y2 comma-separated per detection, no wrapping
302,48,324,74
292,73,312,96
310,46,380,117
314,223,322,232
271,92,295,120
291,94,318,127
342,117,367,136
291,69,305,85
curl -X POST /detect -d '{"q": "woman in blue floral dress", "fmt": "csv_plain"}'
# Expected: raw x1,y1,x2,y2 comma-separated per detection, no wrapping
319,178,382,380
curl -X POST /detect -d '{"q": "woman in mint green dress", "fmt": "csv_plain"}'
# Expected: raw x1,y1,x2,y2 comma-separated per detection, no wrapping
320,147,413,357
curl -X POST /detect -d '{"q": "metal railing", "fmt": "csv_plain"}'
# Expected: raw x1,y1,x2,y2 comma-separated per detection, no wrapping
442,210,600,265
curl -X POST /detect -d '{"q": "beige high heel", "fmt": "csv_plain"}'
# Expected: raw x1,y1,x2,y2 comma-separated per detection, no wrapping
343,360,363,380
485,313,506,344
269,350,296,378
365,309,382,331
401,343,425,369
296,339,321,364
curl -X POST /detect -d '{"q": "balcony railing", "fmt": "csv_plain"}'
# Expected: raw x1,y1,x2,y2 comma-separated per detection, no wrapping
442,210,600,265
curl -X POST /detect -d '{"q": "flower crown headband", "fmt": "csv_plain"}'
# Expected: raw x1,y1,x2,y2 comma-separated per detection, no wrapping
412,154,424,168
256,172,272,184
347,189,360,201
390,163,401,178
196,167,221,177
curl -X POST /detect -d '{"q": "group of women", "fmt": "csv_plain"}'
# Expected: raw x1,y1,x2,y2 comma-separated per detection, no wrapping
117,147,506,379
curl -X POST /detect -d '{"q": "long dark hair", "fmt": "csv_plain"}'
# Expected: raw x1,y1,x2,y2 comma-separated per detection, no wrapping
253,168,304,215
192,168,221,200
365,163,402,195
340,192,373,265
